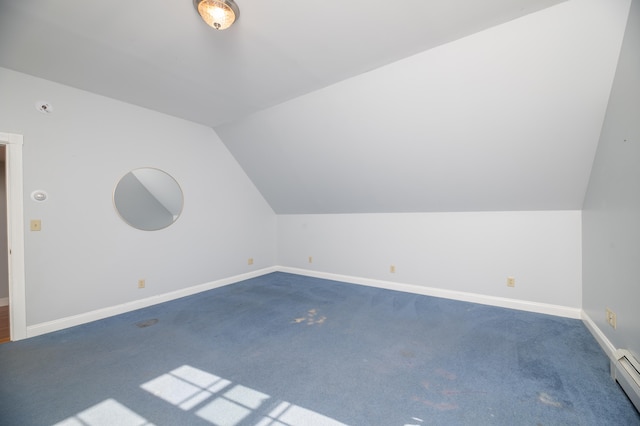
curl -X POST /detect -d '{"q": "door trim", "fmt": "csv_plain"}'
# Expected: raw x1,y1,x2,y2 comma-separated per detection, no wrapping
0,132,26,341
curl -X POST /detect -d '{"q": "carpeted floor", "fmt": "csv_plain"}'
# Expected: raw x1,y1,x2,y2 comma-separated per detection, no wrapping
0,272,638,425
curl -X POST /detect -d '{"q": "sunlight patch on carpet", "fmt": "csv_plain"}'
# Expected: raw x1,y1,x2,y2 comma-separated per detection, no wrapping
141,365,346,426
53,398,153,426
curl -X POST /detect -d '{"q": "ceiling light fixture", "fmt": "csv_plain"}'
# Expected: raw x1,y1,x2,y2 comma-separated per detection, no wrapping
193,0,239,30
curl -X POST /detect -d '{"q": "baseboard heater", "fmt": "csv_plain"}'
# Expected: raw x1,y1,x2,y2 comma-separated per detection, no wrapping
611,349,640,412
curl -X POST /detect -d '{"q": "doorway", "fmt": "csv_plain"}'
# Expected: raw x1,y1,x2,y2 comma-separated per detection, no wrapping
0,132,26,342
1,145,9,343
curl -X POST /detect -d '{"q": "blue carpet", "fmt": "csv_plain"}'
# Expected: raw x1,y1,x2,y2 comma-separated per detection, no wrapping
0,272,638,425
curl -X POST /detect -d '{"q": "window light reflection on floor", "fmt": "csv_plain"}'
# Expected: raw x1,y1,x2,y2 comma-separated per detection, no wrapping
53,398,154,426
141,364,347,426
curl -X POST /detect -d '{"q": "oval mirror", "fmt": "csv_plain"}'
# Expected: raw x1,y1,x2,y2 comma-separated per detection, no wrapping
113,168,184,231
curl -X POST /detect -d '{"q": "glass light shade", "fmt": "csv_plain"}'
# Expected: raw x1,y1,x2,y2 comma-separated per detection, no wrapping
195,0,239,30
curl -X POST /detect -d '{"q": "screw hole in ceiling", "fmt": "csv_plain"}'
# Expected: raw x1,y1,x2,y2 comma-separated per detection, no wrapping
35,101,53,114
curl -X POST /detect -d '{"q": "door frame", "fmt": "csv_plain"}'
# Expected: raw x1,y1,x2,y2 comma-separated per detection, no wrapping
0,132,26,341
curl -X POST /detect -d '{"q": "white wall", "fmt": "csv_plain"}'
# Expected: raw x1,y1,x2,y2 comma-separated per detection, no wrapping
0,67,276,327
582,0,640,358
278,211,582,312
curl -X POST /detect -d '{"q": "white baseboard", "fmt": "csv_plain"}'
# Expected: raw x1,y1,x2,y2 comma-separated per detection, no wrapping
277,266,582,319
26,267,277,338
0,297,8,307
581,310,617,359
26,266,586,339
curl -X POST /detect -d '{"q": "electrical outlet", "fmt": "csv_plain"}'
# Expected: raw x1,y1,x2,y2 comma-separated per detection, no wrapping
308,256,313,263
138,279,146,289
606,308,617,329
248,258,254,265
507,277,515,287
390,265,396,273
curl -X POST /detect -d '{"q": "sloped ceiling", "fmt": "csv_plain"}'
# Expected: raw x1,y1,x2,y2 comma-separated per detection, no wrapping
0,0,632,214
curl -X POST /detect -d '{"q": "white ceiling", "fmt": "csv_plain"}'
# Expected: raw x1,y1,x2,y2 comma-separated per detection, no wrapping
0,0,632,213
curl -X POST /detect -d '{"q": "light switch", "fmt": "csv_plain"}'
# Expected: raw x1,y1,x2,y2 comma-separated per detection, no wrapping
30,220,42,231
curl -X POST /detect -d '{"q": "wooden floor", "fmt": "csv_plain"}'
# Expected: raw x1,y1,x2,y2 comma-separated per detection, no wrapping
0,305,9,344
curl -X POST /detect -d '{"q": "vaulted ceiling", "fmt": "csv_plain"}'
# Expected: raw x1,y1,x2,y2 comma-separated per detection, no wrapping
0,0,632,213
